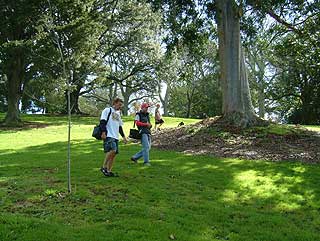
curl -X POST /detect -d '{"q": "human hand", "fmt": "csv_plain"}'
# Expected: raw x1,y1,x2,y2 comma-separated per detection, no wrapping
101,132,107,140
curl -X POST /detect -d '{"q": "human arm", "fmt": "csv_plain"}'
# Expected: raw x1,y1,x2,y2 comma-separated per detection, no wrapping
135,120,151,127
135,113,152,128
119,126,128,144
99,119,107,139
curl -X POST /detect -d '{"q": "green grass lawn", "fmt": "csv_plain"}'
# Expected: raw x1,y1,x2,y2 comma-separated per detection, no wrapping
1,114,320,241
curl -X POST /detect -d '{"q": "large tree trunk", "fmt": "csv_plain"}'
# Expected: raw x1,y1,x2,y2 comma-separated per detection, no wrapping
122,92,130,116
216,0,259,127
4,49,25,126
65,72,84,114
120,85,132,116
69,87,82,114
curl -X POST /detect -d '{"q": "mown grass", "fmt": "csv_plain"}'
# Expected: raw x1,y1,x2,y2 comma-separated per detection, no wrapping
0,113,320,241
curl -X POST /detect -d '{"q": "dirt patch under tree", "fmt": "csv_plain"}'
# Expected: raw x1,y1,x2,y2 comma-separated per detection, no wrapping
152,118,320,163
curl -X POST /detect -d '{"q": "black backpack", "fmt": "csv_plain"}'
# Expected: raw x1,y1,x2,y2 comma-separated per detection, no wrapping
92,108,112,140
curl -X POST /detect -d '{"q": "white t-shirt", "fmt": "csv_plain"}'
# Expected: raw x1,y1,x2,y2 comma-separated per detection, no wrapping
100,107,123,140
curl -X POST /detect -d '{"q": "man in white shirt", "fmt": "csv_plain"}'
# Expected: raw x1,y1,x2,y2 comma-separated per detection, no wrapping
100,97,127,177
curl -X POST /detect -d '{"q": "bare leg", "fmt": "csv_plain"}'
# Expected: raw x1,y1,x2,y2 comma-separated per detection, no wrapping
103,151,116,170
106,150,116,172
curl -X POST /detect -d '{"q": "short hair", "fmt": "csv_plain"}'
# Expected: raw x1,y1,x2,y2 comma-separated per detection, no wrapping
113,97,124,105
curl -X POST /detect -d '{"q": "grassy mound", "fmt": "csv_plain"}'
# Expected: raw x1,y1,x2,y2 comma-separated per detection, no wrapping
153,118,320,163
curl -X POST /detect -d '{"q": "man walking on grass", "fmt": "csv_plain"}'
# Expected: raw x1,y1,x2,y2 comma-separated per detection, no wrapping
100,97,127,177
131,103,152,166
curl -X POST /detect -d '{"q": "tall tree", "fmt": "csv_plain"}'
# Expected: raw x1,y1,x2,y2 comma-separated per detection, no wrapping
96,0,162,115
215,0,256,126
0,0,46,125
147,0,319,126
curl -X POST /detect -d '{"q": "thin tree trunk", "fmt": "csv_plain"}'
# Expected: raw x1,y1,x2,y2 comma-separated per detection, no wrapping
108,83,118,105
240,47,255,115
258,85,265,118
186,88,194,118
247,47,266,119
159,83,170,116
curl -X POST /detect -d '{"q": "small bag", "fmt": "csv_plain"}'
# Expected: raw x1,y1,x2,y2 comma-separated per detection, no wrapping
129,128,141,139
92,108,112,140
129,114,141,139
92,125,102,140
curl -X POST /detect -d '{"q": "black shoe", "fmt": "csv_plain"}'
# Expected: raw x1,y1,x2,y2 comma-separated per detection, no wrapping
100,167,109,177
131,157,137,163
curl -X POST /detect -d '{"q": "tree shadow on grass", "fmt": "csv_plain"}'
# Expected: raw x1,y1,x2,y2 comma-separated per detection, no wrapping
148,151,320,240
0,140,320,241
0,114,100,134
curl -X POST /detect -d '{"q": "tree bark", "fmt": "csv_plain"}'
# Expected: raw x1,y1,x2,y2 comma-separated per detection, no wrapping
108,83,118,106
159,83,171,116
120,83,134,116
186,87,195,118
69,87,82,114
258,87,265,118
64,71,87,114
248,50,266,119
4,49,25,126
216,0,259,127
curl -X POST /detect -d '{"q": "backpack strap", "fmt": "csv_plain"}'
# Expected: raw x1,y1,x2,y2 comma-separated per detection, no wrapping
106,107,112,124
99,107,112,133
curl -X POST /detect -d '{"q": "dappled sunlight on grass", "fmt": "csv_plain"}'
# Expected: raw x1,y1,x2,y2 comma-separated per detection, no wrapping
221,165,318,213
1,114,320,241
291,165,306,173
247,123,300,136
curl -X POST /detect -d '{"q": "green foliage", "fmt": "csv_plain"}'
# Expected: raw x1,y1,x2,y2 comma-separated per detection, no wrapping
165,41,221,118
0,114,320,240
245,124,302,137
269,15,320,124
1,0,319,124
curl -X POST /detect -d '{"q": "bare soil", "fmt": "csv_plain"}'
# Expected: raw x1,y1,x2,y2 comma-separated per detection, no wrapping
152,118,320,163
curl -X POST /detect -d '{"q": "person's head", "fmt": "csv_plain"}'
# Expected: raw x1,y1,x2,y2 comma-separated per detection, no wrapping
156,104,160,108
140,103,150,113
112,97,124,110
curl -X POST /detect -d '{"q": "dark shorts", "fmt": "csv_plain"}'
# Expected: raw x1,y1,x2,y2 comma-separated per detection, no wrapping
103,137,119,154
155,119,164,125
